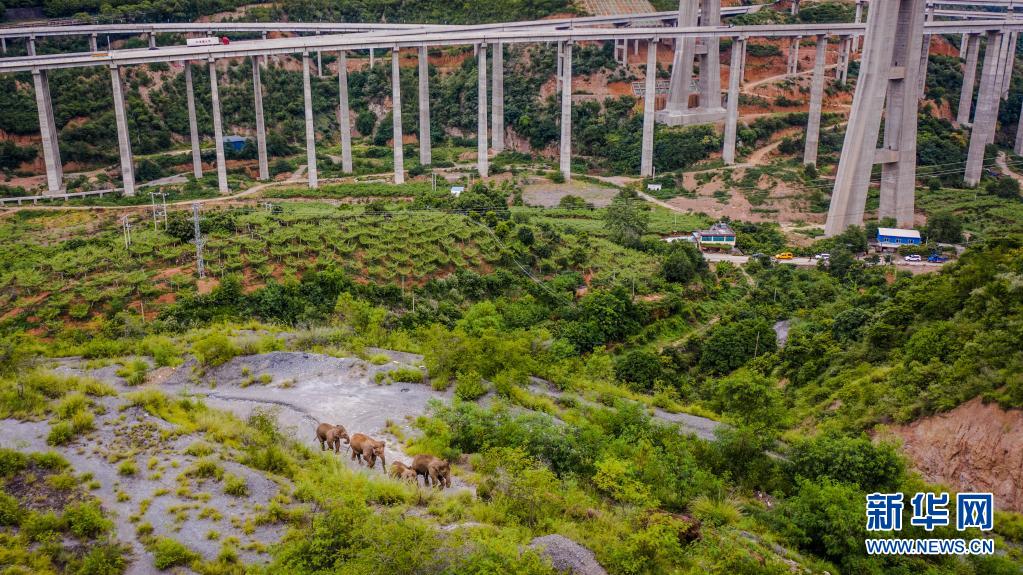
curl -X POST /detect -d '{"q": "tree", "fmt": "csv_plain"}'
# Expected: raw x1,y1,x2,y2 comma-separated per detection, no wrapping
987,176,1021,200
661,242,706,284
712,369,784,432
614,349,664,391
698,317,777,374
789,433,905,491
604,192,649,248
925,211,963,243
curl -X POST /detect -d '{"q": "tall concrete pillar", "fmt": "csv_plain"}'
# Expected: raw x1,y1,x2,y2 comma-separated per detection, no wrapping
89,34,97,52
665,0,697,115
1,38,6,55
697,0,722,109
641,39,658,176
392,48,405,184
369,48,375,68
804,35,827,167
252,56,269,181
825,0,926,236
1001,32,1016,99
791,0,800,16
853,0,864,52
32,69,63,194
1014,96,1023,155
965,32,1005,187
209,60,229,194
418,46,431,166
316,32,323,78
302,52,318,189
109,66,136,196
960,34,968,59
148,32,156,49
917,2,934,97
787,36,802,75
27,36,35,56
261,32,268,68
992,34,1010,109
184,63,203,179
957,34,980,126
492,41,505,153
556,41,564,91
559,42,573,181
477,43,489,178
723,38,746,165
338,51,354,174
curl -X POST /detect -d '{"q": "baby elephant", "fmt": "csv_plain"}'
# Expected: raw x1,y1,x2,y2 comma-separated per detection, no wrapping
389,461,418,484
412,454,451,489
350,433,386,470
315,423,350,454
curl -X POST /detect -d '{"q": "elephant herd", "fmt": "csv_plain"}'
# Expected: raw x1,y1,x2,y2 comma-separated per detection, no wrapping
315,423,452,489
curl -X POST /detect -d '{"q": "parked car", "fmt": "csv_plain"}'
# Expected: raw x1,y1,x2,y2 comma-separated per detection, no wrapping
814,253,830,260
775,252,794,260
927,254,948,263
904,254,922,262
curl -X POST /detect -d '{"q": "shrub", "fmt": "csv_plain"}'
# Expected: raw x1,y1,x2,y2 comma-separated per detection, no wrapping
0,491,23,526
116,359,149,386
76,543,129,575
192,333,240,367
223,474,249,497
22,510,64,542
0,448,28,477
390,367,424,383
690,495,742,526
150,537,199,570
64,501,112,539
47,421,76,446
186,458,224,481
454,370,488,401
118,459,137,477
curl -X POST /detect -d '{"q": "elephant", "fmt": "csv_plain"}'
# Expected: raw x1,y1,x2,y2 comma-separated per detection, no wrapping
315,423,350,454
411,454,451,489
389,461,418,484
349,433,386,470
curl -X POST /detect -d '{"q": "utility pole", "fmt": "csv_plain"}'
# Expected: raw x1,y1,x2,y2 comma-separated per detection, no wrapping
192,202,206,279
122,215,132,249
149,191,167,230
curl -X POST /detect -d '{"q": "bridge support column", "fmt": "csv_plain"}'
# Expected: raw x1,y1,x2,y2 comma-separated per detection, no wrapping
252,56,269,181
369,48,375,68
825,0,925,236
965,32,1005,187
302,52,318,189
492,41,504,153
418,46,431,167
559,42,573,181
109,65,136,197
148,32,156,49
641,39,658,176
32,69,63,194
316,32,323,78
392,48,405,184
477,43,489,178
89,34,97,52
958,34,980,126
1014,95,1023,155
854,0,864,52
661,0,724,126
338,51,354,174
837,36,851,83
960,34,968,59
988,34,1011,146
27,36,35,56
209,59,229,194
184,63,203,179
791,0,800,16
1001,32,1016,99
917,2,934,97
787,35,801,76
804,35,827,167
1,38,5,55
556,41,564,91
723,38,746,166
261,32,268,68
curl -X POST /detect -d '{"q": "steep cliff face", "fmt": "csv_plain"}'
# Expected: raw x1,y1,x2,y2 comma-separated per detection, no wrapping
891,398,1023,511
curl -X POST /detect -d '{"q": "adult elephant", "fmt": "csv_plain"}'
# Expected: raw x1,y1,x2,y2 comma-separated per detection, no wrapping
411,454,451,489
349,433,386,469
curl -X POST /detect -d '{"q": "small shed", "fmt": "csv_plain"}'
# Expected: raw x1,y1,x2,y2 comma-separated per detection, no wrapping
877,227,921,248
223,135,248,152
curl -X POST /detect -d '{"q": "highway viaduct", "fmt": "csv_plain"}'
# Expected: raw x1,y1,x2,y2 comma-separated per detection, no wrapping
0,0,1021,237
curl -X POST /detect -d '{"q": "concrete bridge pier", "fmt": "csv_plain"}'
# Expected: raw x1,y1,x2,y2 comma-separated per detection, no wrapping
109,65,136,197
1014,95,1023,155
302,52,318,189
28,36,35,56
1001,32,1016,99
804,34,827,167
369,48,375,68
556,41,564,92
338,51,354,174
492,41,504,153
316,32,323,78
965,32,1006,186
252,56,269,181
854,0,864,52
660,0,724,126
392,48,405,184
32,69,64,194
1,38,6,55
559,42,573,181
184,63,203,179
957,34,980,126
836,36,851,83
722,38,746,166
209,59,229,194
917,2,935,97
787,35,801,75
89,34,97,52
148,32,156,49
825,0,925,236
641,39,658,176
477,43,489,178
418,46,431,167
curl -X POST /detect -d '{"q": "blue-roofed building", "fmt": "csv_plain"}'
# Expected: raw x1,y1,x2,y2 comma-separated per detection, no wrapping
693,222,737,249
877,227,921,249
223,135,248,152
